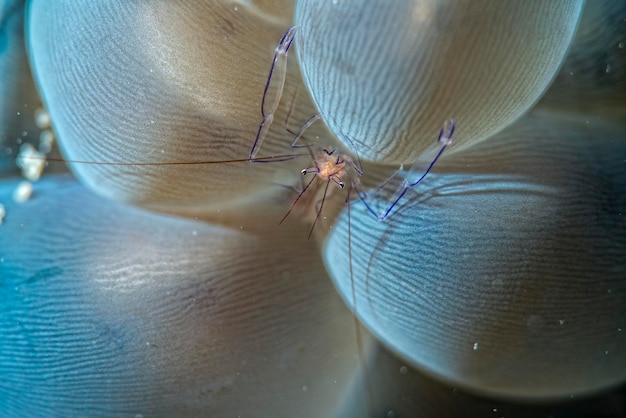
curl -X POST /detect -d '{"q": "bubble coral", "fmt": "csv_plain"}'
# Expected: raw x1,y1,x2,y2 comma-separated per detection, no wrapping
1,0,625,416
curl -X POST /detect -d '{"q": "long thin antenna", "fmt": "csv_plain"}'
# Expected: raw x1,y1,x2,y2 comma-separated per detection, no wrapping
347,185,375,415
17,153,309,167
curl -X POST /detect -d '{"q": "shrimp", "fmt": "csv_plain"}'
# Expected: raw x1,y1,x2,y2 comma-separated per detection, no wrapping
253,26,455,227
254,25,456,416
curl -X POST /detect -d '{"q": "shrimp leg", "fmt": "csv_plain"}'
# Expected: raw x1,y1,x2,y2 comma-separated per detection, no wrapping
250,26,298,160
356,119,455,221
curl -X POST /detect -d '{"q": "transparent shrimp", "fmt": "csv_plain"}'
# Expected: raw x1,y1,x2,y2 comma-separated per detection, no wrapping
253,26,455,232
252,26,457,414
272,118,455,238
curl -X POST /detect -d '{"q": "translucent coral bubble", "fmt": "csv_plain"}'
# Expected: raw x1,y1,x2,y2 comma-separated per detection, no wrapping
26,0,319,213
295,0,584,163
0,174,362,417
323,110,626,398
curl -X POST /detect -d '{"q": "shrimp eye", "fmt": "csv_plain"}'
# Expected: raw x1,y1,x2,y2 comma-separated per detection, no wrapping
301,169,308,176
338,181,345,189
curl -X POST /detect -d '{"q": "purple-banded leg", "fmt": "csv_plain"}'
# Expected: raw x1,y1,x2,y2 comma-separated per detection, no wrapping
250,26,298,160
357,119,456,221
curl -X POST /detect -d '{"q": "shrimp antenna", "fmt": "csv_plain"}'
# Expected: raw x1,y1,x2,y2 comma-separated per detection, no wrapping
278,173,317,226
307,179,331,239
16,153,309,167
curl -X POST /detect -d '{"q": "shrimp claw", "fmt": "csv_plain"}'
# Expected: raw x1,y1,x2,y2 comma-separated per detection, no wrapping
357,119,456,221
250,26,298,160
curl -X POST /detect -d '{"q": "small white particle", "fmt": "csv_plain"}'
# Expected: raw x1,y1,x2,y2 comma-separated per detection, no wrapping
0,204,5,224
302,386,308,392
39,130,55,154
13,181,33,203
559,320,565,325
605,350,609,355
473,342,479,350
34,108,51,129
605,64,612,74
16,144,46,181
192,230,197,236
619,42,624,49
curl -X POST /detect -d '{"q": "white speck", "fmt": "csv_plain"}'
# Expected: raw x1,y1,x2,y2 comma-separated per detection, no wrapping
400,366,408,374
0,258,4,263
39,130,55,154
302,386,308,392
192,230,197,236
16,112,20,116
13,181,33,203
146,342,150,346
605,350,609,355
0,204,5,224
473,342,479,350
605,64,612,73
387,410,395,418
619,328,622,332
34,108,51,129
559,320,565,325
493,408,498,412
17,144,46,181
569,71,574,76
233,5,238,11
585,120,589,124
619,42,624,49
332,0,338,4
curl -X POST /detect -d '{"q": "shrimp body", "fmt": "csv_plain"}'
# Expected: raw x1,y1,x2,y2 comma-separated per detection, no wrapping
302,148,358,189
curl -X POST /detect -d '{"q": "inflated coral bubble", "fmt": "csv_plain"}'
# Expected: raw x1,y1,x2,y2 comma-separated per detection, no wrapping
0,174,361,417
295,0,584,163
323,110,626,398
26,0,320,212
